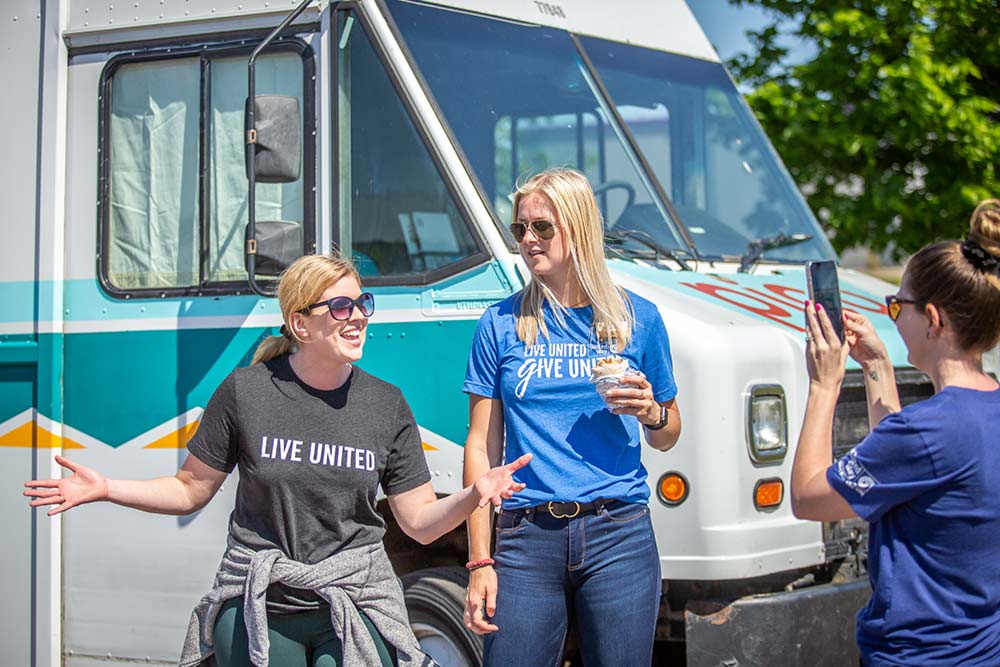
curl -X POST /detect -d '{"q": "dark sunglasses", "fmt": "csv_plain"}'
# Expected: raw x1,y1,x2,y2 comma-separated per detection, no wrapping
509,219,557,242
304,292,375,321
884,294,919,322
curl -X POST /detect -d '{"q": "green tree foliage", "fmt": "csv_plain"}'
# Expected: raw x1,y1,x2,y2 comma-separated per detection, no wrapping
729,0,999,255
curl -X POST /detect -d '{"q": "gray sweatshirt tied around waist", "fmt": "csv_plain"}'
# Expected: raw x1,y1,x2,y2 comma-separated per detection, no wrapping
179,538,435,667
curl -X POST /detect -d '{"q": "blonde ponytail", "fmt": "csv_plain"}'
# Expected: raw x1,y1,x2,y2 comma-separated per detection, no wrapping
251,334,295,365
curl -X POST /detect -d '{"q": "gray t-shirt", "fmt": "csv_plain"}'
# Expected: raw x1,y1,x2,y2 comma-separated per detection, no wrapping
187,356,431,613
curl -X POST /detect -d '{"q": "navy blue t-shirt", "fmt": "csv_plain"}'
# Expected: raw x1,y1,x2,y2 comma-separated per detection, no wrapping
828,386,1000,666
463,290,677,508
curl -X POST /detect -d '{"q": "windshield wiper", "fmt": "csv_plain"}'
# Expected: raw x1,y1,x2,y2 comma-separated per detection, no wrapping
605,229,693,271
738,232,813,273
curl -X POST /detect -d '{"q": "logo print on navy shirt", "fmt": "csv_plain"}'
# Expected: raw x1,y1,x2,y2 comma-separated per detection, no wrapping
836,449,878,496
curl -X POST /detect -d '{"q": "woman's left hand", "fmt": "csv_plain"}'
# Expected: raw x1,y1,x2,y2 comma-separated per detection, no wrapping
804,301,849,390
606,375,661,426
475,454,532,508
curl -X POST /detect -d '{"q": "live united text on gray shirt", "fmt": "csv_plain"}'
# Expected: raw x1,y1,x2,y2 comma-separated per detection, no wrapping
187,357,431,613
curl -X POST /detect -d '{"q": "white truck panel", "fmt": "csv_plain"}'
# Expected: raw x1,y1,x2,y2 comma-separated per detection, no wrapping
407,0,719,62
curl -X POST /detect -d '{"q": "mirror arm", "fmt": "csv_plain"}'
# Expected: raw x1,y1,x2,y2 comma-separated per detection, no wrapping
246,0,316,296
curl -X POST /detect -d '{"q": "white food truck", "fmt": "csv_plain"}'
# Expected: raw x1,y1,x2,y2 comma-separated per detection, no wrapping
5,0,989,664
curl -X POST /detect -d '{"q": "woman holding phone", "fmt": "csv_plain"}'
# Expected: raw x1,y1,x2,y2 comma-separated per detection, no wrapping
461,168,681,666
25,253,530,667
792,200,1000,666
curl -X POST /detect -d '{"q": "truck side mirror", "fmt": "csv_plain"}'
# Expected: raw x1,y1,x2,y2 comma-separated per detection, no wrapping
244,0,314,296
245,94,301,183
246,220,304,276
244,95,303,292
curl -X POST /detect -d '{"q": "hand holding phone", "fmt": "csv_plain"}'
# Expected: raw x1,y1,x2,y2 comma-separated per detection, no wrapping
805,260,845,342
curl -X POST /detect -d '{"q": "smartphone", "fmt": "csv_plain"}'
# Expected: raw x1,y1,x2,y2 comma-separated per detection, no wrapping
805,260,845,341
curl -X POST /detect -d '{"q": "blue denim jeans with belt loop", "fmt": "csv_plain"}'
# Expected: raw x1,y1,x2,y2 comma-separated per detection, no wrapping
483,500,661,667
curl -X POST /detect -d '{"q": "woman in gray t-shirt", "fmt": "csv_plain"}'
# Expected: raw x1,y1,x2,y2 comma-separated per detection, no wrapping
25,254,530,667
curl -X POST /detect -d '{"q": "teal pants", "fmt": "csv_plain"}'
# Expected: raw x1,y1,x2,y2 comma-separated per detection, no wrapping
213,597,397,667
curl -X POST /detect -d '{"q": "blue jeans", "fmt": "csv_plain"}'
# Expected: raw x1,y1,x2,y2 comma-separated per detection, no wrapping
483,500,661,666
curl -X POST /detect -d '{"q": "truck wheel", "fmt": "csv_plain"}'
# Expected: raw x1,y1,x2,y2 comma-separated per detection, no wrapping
402,566,483,667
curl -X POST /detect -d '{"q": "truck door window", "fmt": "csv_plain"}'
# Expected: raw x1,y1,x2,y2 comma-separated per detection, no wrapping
101,46,312,294
336,11,481,281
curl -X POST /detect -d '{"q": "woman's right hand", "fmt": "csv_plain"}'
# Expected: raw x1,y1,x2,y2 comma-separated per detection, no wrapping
23,455,108,516
464,565,500,635
843,310,888,367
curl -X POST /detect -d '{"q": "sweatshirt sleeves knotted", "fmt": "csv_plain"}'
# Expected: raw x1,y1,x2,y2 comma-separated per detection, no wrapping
179,539,436,667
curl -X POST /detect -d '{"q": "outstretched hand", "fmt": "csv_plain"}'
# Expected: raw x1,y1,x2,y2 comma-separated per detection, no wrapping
474,453,532,508
24,455,108,516
804,301,850,390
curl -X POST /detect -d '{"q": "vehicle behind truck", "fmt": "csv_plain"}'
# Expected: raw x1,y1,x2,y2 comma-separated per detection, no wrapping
4,0,996,665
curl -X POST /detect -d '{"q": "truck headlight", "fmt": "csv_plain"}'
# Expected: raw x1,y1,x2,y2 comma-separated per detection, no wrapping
746,384,787,463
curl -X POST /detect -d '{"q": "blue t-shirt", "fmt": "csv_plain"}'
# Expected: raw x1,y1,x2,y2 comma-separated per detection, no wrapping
463,290,677,508
828,386,1000,667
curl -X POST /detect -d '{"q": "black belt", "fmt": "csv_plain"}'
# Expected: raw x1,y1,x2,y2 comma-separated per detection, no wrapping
511,498,620,519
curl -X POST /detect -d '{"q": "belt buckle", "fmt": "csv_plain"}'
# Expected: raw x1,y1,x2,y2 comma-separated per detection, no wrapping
548,501,580,519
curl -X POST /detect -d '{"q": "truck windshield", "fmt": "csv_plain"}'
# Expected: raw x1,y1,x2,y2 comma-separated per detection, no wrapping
388,0,689,255
579,36,833,262
389,0,834,263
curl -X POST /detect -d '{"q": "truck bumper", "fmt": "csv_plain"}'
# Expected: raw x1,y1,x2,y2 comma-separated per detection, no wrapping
685,579,870,667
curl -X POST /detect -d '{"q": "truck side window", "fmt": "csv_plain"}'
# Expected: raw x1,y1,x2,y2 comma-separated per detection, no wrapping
102,48,310,293
336,12,480,280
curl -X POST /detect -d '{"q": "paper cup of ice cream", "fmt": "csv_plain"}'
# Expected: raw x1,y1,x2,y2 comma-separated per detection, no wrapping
590,356,642,406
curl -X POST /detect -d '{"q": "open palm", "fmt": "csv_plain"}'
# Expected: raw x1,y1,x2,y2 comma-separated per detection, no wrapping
475,453,532,508
24,455,109,516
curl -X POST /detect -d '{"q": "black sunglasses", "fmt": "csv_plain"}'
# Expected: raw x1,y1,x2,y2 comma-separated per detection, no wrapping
509,219,557,242
304,292,375,321
884,294,919,322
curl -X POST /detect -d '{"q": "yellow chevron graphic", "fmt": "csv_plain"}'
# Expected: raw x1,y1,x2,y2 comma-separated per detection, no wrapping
144,420,201,449
0,408,458,453
0,418,86,449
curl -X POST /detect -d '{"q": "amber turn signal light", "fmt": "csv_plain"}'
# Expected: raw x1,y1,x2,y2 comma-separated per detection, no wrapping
657,472,689,506
754,478,783,510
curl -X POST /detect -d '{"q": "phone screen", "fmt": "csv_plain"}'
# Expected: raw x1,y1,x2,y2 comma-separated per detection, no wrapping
806,260,845,341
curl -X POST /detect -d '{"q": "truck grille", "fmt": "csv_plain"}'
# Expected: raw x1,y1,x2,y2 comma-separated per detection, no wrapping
824,368,934,562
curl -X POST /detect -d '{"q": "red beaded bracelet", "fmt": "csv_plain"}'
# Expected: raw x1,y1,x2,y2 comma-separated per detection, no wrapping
465,558,495,571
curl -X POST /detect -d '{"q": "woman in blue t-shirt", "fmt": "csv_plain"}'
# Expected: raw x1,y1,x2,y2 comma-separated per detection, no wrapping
461,168,682,665
793,200,1000,666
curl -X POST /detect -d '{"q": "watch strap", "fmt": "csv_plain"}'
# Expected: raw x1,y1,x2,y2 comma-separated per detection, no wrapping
645,403,669,431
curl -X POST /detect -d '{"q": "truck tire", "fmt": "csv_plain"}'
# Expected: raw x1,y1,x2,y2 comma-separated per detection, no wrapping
402,566,483,667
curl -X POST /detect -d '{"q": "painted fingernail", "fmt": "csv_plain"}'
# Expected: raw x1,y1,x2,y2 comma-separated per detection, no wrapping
815,303,822,311
805,300,811,307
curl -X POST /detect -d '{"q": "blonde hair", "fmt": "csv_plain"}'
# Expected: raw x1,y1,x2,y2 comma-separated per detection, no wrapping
905,199,1000,352
513,168,634,351
251,254,361,365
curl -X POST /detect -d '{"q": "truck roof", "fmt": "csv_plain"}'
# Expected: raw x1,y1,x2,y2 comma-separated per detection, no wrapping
64,0,720,63
411,0,719,62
